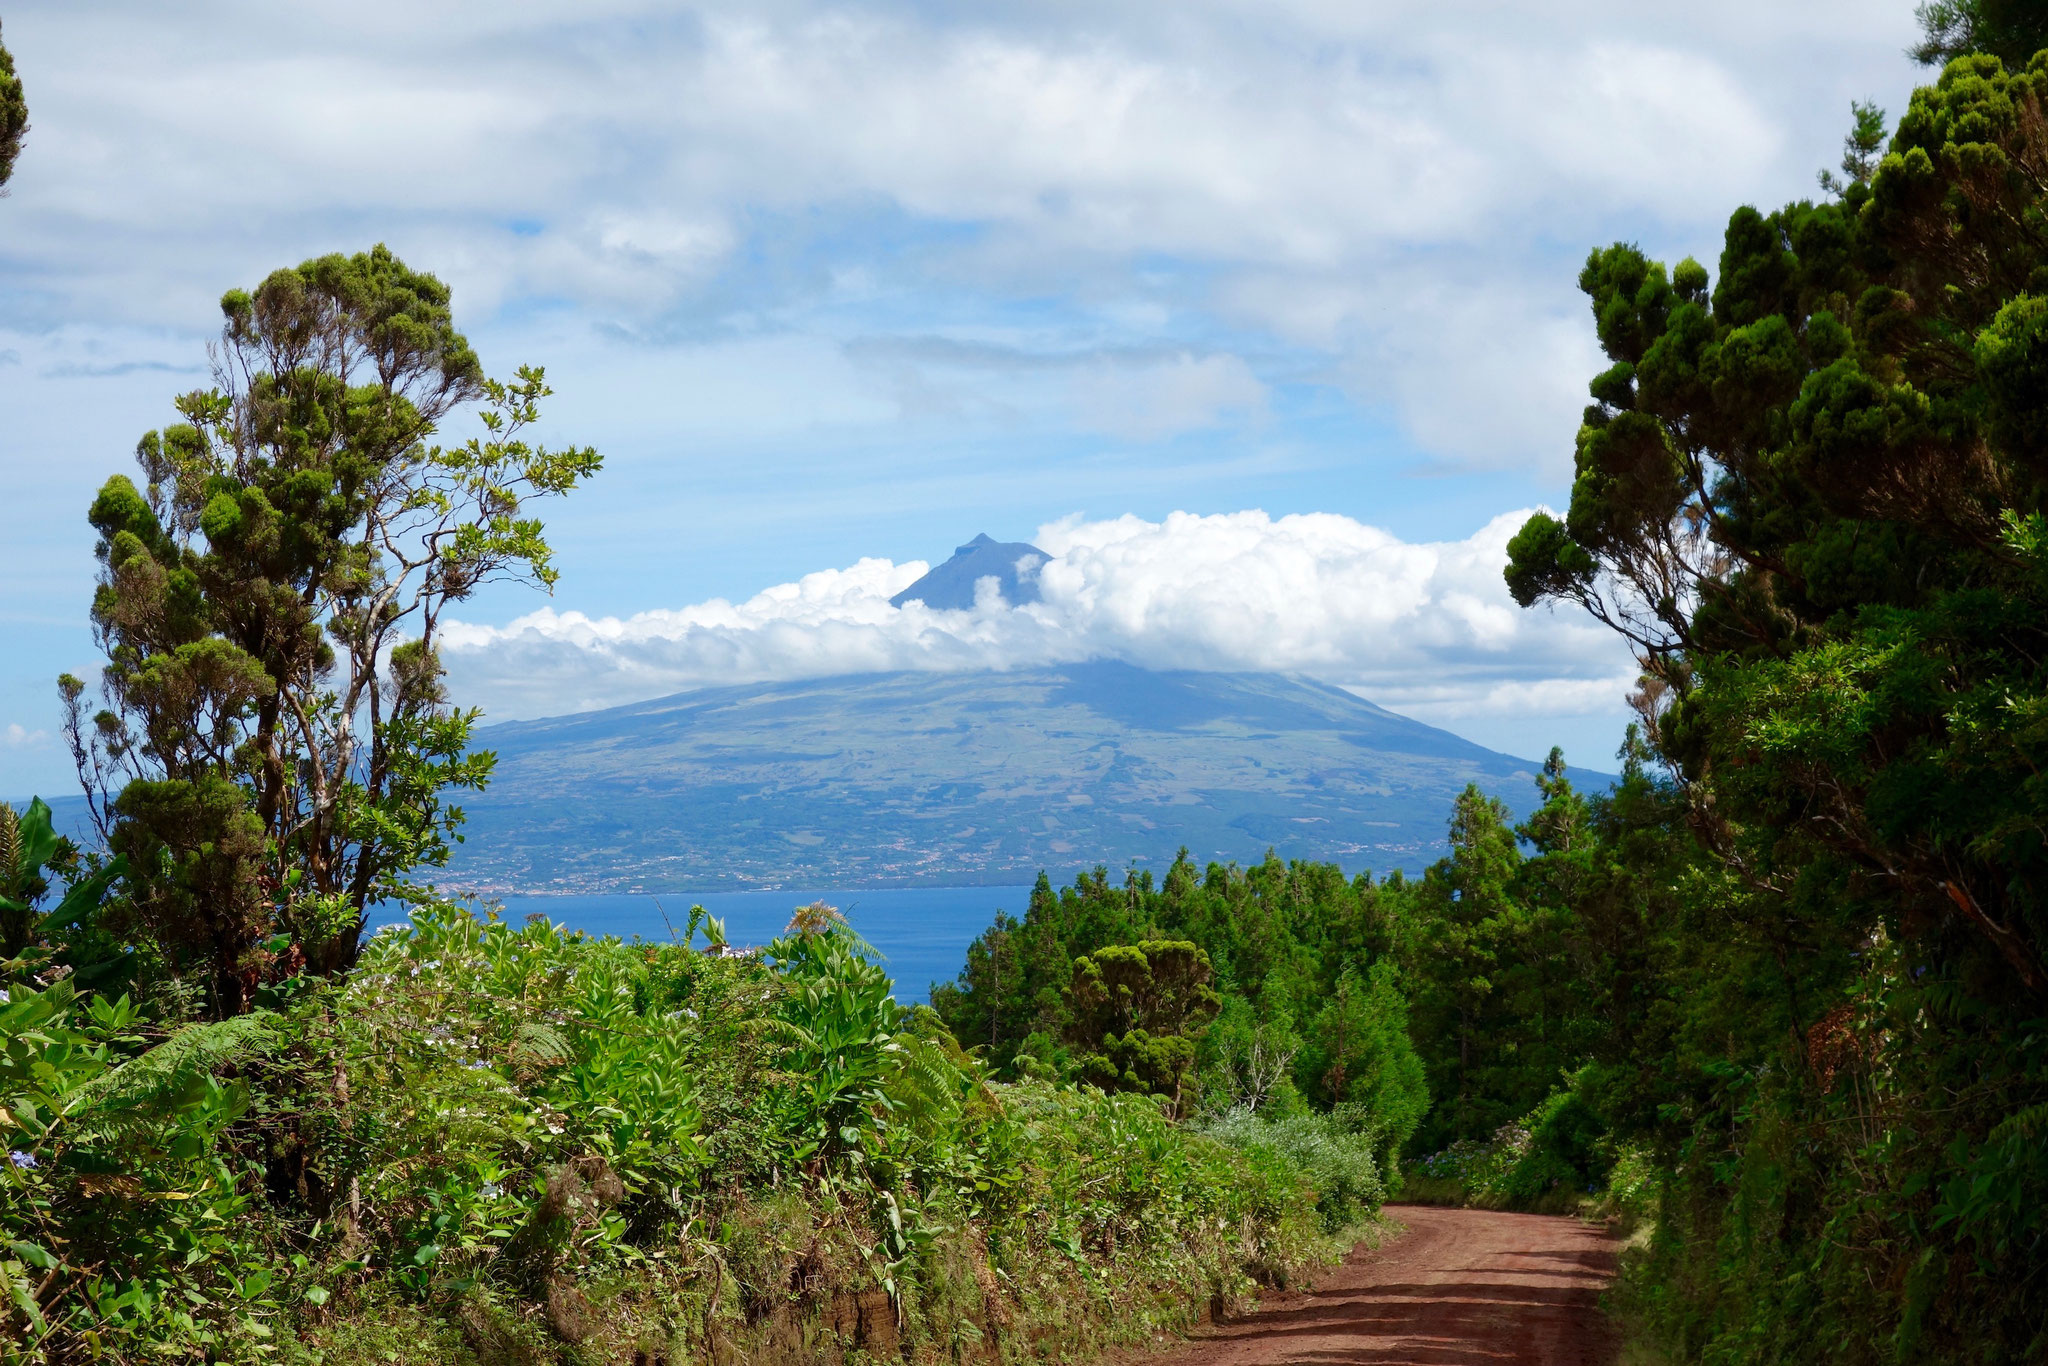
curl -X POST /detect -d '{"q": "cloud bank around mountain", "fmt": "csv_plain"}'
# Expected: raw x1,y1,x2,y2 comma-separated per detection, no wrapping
0,1,1923,791
440,508,1639,760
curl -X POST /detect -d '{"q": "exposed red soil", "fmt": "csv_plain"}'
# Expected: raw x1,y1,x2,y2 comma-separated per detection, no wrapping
1157,1204,1620,1366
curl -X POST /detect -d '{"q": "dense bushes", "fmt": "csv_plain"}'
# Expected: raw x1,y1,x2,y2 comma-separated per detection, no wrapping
0,981,274,1352
1200,1109,1385,1232
0,906,1351,1362
1399,1069,1616,1215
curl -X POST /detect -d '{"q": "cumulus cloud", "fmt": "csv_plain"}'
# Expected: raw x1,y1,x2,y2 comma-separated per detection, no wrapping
0,1,1920,464
2,725,49,749
440,508,1638,746
0,0,1920,781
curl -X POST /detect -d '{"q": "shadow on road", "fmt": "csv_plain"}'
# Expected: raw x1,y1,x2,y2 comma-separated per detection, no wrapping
1150,1205,1621,1366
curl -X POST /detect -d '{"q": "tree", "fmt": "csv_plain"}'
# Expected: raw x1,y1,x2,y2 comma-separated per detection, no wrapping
1816,101,1886,195
1912,0,2048,68
0,18,26,190
1503,53,2048,1360
938,855,1434,1149
1065,940,1221,1114
934,867,1146,1075
1295,962,1427,1169
1396,785,1525,1146
1203,994,1301,1113
64,246,600,1013
1505,59,2048,994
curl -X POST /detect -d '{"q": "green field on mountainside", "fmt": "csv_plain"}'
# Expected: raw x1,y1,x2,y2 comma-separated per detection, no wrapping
439,663,1605,892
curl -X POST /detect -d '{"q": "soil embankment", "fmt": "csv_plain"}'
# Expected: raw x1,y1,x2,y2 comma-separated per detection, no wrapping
1157,1204,1620,1366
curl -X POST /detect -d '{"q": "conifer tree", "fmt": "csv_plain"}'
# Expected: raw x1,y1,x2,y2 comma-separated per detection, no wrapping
1398,786,1522,1146
1912,0,2048,67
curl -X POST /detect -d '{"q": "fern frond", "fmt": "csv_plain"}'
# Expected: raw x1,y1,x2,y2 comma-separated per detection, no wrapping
884,1033,970,1131
509,1021,574,1068
1989,1101,2048,1145
68,1011,281,1116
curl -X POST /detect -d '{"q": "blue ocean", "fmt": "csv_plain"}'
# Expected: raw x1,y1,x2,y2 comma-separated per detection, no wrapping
370,885,1036,1004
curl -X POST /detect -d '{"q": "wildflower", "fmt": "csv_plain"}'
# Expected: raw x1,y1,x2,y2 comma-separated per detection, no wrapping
9,1151,36,1169
480,1183,503,1199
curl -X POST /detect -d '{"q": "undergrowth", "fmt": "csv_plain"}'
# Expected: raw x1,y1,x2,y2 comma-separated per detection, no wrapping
1398,1068,1613,1216
1198,1108,1387,1232
0,905,1377,1363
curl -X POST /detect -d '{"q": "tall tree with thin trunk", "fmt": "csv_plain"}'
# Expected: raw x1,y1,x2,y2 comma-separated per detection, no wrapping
64,245,601,1014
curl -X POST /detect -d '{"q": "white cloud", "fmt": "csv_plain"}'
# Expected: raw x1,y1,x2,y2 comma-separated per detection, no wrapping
0,1,1918,464
440,508,1637,750
1463,39,1782,217
1326,275,1608,469
0,0,1924,778
2,725,49,749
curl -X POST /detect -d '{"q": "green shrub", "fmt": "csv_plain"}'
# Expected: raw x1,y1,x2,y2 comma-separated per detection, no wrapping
1596,1143,1658,1234
0,980,291,1358
1400,1070,1612,1214
1201,1107,1385,1231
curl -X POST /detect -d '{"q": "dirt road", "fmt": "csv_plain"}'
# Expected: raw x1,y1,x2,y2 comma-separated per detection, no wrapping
1162,1204,1620,1366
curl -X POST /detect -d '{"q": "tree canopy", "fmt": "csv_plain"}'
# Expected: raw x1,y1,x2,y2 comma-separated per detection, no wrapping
64,246,601,1013
0,18,26,190
1502,44,2048,1361
1506,52,2048,999
1913,0,2048,68
1065,939,1221,1111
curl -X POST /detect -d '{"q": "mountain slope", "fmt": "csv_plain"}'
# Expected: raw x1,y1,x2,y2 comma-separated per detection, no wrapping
443,662,1604,892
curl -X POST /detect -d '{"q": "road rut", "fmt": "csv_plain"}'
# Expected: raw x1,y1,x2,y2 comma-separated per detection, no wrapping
1159,1204,1619,1366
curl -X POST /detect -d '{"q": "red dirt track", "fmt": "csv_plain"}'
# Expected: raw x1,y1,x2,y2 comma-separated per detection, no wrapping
1161,1205,1620,1366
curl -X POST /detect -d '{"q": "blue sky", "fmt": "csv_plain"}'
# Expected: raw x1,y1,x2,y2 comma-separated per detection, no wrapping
0,0,1929,794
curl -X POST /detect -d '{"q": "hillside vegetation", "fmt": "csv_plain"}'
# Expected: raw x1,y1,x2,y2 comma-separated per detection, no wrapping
0,893,1365,1362
0,244,1387,1363
431,663,1586,893
945,24,2048,1359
